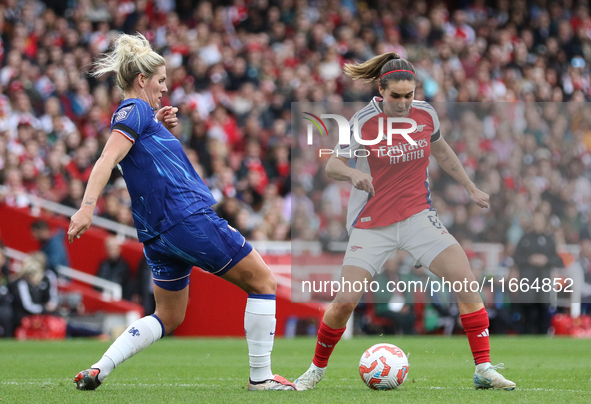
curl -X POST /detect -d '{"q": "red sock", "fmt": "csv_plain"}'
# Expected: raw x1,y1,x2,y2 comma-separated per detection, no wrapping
460,307,491,365
312,320,346,368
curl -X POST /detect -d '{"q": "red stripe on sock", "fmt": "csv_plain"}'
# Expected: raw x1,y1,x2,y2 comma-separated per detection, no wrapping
460,307,491,365
312,320,346,368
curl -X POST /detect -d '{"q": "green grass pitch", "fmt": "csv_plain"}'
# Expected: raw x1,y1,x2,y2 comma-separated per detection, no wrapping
1,336,590,403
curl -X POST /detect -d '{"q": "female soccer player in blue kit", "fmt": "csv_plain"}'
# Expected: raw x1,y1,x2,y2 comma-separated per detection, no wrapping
68,33,295,391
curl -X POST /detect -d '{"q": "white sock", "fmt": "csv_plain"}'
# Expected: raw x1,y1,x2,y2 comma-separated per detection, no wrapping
311,363,326,371
245,294,276,382
476,362,491,371
92,315,164,382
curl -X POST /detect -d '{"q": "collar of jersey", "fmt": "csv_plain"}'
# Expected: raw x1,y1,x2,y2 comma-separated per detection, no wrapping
121,97,155,111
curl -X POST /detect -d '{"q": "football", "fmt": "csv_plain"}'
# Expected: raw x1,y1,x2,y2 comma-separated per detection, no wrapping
359,343,409,390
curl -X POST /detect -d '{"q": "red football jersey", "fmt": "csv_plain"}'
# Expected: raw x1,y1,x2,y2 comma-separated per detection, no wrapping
335,97,441,233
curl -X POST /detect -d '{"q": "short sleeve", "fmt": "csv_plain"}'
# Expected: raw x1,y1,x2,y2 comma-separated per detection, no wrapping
110,102,150,144
431,129,442,143
427,105,441,143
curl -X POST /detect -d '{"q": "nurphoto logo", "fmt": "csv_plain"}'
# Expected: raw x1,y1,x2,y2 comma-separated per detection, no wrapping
303,113,418,147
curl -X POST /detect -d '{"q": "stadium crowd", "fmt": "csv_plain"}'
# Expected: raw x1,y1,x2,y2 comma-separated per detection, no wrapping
1,0,591,336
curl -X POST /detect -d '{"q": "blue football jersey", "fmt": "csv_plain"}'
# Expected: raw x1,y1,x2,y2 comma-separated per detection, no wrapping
110,98,217,242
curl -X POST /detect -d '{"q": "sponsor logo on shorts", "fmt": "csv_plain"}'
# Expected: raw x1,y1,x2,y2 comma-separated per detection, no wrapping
350,245,363,252
360,216,371,222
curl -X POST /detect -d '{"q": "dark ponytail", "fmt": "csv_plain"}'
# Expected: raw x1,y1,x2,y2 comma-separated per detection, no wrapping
343,52,415,87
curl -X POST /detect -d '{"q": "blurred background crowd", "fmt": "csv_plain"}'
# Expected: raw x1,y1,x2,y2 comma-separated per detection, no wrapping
1,0,591,337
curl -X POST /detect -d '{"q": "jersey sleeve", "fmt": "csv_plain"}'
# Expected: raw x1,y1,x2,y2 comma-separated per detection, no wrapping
110,102,149,144
427,104,442,143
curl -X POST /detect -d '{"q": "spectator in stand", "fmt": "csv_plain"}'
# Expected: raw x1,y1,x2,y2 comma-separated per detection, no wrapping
96,237,132,301
99,189,123,222
372,253,417,335
60,177,84,209
135,257,155,316
9,252,58,333
0,242,14,337
215,196,241,230
1,167,30,208
567,233,591,315
65,146,94,184
45,151,69,201
319,220,348,253
40,96,76,140
513,212,564,334
30,220,70,275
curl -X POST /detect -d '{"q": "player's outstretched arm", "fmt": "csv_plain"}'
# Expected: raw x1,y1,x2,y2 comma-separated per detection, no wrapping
431,138,489,208
325,154,375,196
68,132,133,243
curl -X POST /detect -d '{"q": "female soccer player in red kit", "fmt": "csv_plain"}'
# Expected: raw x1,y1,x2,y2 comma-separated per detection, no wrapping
295,53,515,391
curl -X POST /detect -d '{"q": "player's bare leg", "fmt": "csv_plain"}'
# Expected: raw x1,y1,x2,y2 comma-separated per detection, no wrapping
74,285,188,390
323,266,373,328
429,244,516,390
295,266,372,391
222,249,295,390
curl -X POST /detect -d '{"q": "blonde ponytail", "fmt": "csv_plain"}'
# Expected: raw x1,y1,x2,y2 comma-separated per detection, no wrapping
91,33,165,93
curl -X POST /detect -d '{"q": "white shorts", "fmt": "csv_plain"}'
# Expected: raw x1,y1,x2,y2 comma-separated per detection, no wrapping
343,209,459,276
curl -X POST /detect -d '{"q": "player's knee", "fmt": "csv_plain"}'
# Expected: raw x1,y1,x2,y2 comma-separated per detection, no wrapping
167,315,185,333
252,272,277,295
155,311,185,333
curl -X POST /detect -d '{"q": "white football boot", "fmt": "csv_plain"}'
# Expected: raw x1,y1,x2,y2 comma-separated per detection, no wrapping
474,363,516,390
247,374,296,390
294,364,325,391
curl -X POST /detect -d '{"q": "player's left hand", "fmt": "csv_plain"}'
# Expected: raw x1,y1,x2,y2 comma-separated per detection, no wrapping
156,106,179,130
467,184,489,209
68,208,94,243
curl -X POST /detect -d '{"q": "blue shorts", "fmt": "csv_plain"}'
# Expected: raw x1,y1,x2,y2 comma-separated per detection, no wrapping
143,206,253,291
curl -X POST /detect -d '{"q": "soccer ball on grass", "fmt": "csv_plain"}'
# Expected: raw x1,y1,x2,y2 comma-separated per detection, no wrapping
359,343,409,390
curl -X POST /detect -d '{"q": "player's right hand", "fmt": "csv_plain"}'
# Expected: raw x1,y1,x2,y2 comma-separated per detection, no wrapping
350,170,375,196
68,209,94,243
